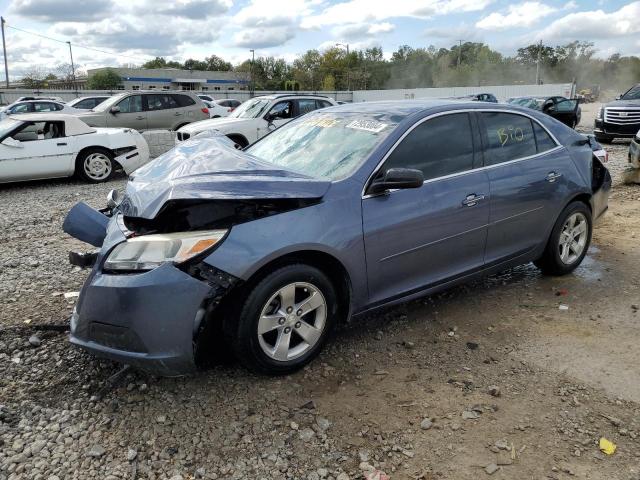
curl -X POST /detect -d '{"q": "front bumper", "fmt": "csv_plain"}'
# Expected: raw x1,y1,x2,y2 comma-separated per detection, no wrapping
70,262,212,376
629,138,640,168
594,119,639,138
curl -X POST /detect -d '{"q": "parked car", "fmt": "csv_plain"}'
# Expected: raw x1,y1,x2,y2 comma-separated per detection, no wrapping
64,100,611,376
77,91,209,131
594,83,640,143
0,114,149,184
176,94,337,147
451,93,498,103
67,96,111,110
507,96,581,128
203,99,242,118
0,100,80,119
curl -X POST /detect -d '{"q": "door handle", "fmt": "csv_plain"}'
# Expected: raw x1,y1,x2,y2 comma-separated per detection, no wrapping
462,194,485,207
174,112,183,116
136,116,145,120
546,172,562,183
56,142,67,146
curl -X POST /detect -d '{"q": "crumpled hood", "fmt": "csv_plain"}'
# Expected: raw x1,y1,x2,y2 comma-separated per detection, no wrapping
119,136,331,219
606,99,640,108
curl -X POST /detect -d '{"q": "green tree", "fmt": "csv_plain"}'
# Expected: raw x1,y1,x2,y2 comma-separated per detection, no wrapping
142,57,182,69
86,68,121,89
205,55,232,71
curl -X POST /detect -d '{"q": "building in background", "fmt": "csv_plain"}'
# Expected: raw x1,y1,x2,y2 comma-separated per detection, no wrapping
87,67,249,91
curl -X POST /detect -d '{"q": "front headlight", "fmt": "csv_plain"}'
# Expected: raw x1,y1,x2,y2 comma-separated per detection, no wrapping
596,107,604,120
104,229,227,271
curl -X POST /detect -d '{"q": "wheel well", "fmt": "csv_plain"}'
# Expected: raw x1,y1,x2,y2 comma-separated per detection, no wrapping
74,146,121,172
173,123,189,131
226,133,249,148
193,250,352,368
568,193,592,212
246,251,352,322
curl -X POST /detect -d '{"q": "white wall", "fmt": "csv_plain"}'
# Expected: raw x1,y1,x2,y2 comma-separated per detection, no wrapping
352,83,575,103
0,89,353,105
0,83,574,105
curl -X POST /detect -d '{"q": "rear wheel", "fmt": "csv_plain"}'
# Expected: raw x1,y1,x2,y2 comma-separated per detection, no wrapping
75,148,114,183
228,264,337,375
534,201,592,275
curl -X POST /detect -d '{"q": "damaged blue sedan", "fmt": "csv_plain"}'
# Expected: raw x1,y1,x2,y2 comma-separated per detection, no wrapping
64,100,611,375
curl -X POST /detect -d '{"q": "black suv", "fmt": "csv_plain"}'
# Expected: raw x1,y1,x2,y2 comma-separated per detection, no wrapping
594,84,640,143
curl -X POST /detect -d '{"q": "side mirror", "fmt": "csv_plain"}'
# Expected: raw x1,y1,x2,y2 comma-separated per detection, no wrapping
615,94,621,100
110,106,121,114
1,137,23,148
369,168,424,194
265,112,276,123
106,189,120,209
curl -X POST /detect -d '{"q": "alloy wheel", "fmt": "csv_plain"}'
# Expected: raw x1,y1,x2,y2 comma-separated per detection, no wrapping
558,212,588,265
83,153,112,181
257,282,327,362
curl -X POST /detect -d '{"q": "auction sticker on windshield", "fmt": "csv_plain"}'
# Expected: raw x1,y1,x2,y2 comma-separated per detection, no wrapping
346,119,388,133
302,116,339,128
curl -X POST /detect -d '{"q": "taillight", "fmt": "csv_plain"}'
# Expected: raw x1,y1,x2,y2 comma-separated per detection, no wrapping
227,108,232,112
201,108,209,114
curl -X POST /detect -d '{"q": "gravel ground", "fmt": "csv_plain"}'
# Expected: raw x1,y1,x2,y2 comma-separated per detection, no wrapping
1,105,640,480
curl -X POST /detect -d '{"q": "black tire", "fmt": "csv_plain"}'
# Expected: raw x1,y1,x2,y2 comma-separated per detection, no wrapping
75,148,114,183
226,134,248,149
594,134,613,144
227,264,338,375
534,201,592,276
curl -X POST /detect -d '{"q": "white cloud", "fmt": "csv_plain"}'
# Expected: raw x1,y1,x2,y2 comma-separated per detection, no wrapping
476,2,557,30
331,22,395,40
232,27,296,48
536,2,640,40
234,0,319,27
301,0,493,29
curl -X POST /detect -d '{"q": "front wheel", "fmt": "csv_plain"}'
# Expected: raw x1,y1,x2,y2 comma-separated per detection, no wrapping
75,148,114,183
534,201,592,275
228,264,338,375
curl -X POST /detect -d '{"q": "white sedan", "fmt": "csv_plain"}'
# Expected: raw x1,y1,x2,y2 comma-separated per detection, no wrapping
0,100,80,119
0,114,150,184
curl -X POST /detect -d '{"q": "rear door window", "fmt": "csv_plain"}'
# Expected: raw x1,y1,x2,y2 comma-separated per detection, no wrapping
297,99,318,115
381,113,475,181
480,112,537,165
532,122,557,153
34,102,57,112
146,94,179,111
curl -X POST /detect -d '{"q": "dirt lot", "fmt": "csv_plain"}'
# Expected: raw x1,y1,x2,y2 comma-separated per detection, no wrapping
1,104,639,480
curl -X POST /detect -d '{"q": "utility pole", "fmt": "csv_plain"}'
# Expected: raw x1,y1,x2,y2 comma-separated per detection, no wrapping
535,39,542,85
1,17,9,87
66,41,76,92
249,49,255,98
457,39,463,67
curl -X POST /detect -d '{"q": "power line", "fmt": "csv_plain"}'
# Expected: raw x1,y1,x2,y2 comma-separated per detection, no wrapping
4,22,150,63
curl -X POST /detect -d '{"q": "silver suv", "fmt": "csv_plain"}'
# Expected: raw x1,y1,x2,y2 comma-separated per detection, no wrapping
77,91,209,131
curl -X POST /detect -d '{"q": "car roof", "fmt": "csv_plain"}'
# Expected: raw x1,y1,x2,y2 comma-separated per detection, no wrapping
14,99,65,104
8,113,97,136
255,94,332,100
